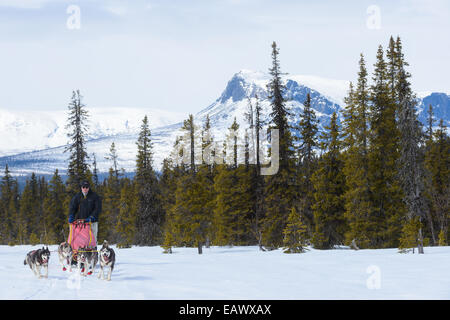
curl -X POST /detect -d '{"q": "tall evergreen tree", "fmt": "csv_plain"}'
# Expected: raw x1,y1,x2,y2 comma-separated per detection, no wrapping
173,166,214,254
368,45,404,248
180,114,198,173
64,90,91,194
199,116,217,247
423,104,438,243
342,55,373,249
297,93,319,170
105,142,120,179
213,120,253,246
295,92,319,231
160,158,181,252
134,115,164,246
311,113,346,249
201,115,214,167
245,95,265,249
395,37,426,253
266,41,294,169
262,41,296,249
425,119,449,245
91,153,99,189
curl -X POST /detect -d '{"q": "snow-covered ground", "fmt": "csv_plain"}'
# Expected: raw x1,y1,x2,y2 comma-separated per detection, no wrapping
1,245,449,300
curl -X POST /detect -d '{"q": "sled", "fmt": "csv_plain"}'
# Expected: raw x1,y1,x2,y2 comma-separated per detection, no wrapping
67,219,97,263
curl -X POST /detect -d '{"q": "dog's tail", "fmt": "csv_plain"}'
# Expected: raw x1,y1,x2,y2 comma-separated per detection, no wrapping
24,258,27,266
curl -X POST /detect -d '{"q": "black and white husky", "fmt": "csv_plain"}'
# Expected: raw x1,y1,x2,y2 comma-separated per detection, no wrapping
77,246,98,276
98,241,115,281
58,242,73,272
24,247,50,278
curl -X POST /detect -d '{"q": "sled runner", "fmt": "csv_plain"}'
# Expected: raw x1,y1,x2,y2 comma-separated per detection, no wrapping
67,219,97,263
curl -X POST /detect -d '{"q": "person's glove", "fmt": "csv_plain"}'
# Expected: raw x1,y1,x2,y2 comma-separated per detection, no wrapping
68,215,74,223
85,216,95,223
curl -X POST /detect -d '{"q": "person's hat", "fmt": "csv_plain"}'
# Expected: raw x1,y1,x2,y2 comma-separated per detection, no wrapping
80,180,90,188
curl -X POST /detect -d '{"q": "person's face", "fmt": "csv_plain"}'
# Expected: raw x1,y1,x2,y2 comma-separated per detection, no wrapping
81,186,89,193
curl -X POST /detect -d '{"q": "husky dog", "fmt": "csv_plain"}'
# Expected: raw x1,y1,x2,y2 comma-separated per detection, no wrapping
58,242,73,272
98,241,115,281
77,246,98,276
24,247,50,278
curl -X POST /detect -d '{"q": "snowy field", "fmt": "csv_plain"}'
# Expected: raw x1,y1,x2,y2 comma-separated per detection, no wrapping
1,244,449,300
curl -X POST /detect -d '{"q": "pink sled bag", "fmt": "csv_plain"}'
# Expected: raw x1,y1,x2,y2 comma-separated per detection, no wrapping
67,220,97,260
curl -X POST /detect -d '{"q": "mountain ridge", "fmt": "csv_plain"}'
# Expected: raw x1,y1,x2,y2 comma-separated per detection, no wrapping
1,69,448,176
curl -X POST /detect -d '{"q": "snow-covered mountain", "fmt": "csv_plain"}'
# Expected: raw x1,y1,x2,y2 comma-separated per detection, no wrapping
1,70,448,176
0,107,187,157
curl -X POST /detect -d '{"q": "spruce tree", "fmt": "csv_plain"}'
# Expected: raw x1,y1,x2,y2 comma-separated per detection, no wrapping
199,116,217,247
228,117,240,167
201,115,214,166
368,45,404,248
398,216,422,253
169,114,212,253
245,95,265,249
134,115,164,246
395,36,426,253
266,41,294,169
262,41,296,249
64,90,91,194
311,113,346,249
295,92,319,231
386,36,399,101
91,153,99,189
342,55,374,249
173,166,214,254
297,93,319,170
213,120,243,245
282,207,308,253
425,119,449,245
163,139,190,250
213,118,253,246
101,142,122,243
105,142,120,179
160,158,181,252
423,104,438,243
180,114,199,173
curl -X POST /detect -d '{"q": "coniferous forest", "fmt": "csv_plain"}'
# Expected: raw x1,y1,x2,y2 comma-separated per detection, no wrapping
0,36,448,255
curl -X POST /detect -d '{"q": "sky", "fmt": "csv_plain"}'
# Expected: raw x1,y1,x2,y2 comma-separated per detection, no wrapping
0,0,448,114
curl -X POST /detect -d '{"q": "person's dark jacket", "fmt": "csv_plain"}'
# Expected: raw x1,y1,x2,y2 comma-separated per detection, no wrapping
68,190,102,223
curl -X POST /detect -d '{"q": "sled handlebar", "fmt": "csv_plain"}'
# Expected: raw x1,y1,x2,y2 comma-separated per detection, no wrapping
70,219,90,225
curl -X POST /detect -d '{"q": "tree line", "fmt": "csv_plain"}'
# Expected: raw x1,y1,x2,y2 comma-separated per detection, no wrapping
0,37,448,254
